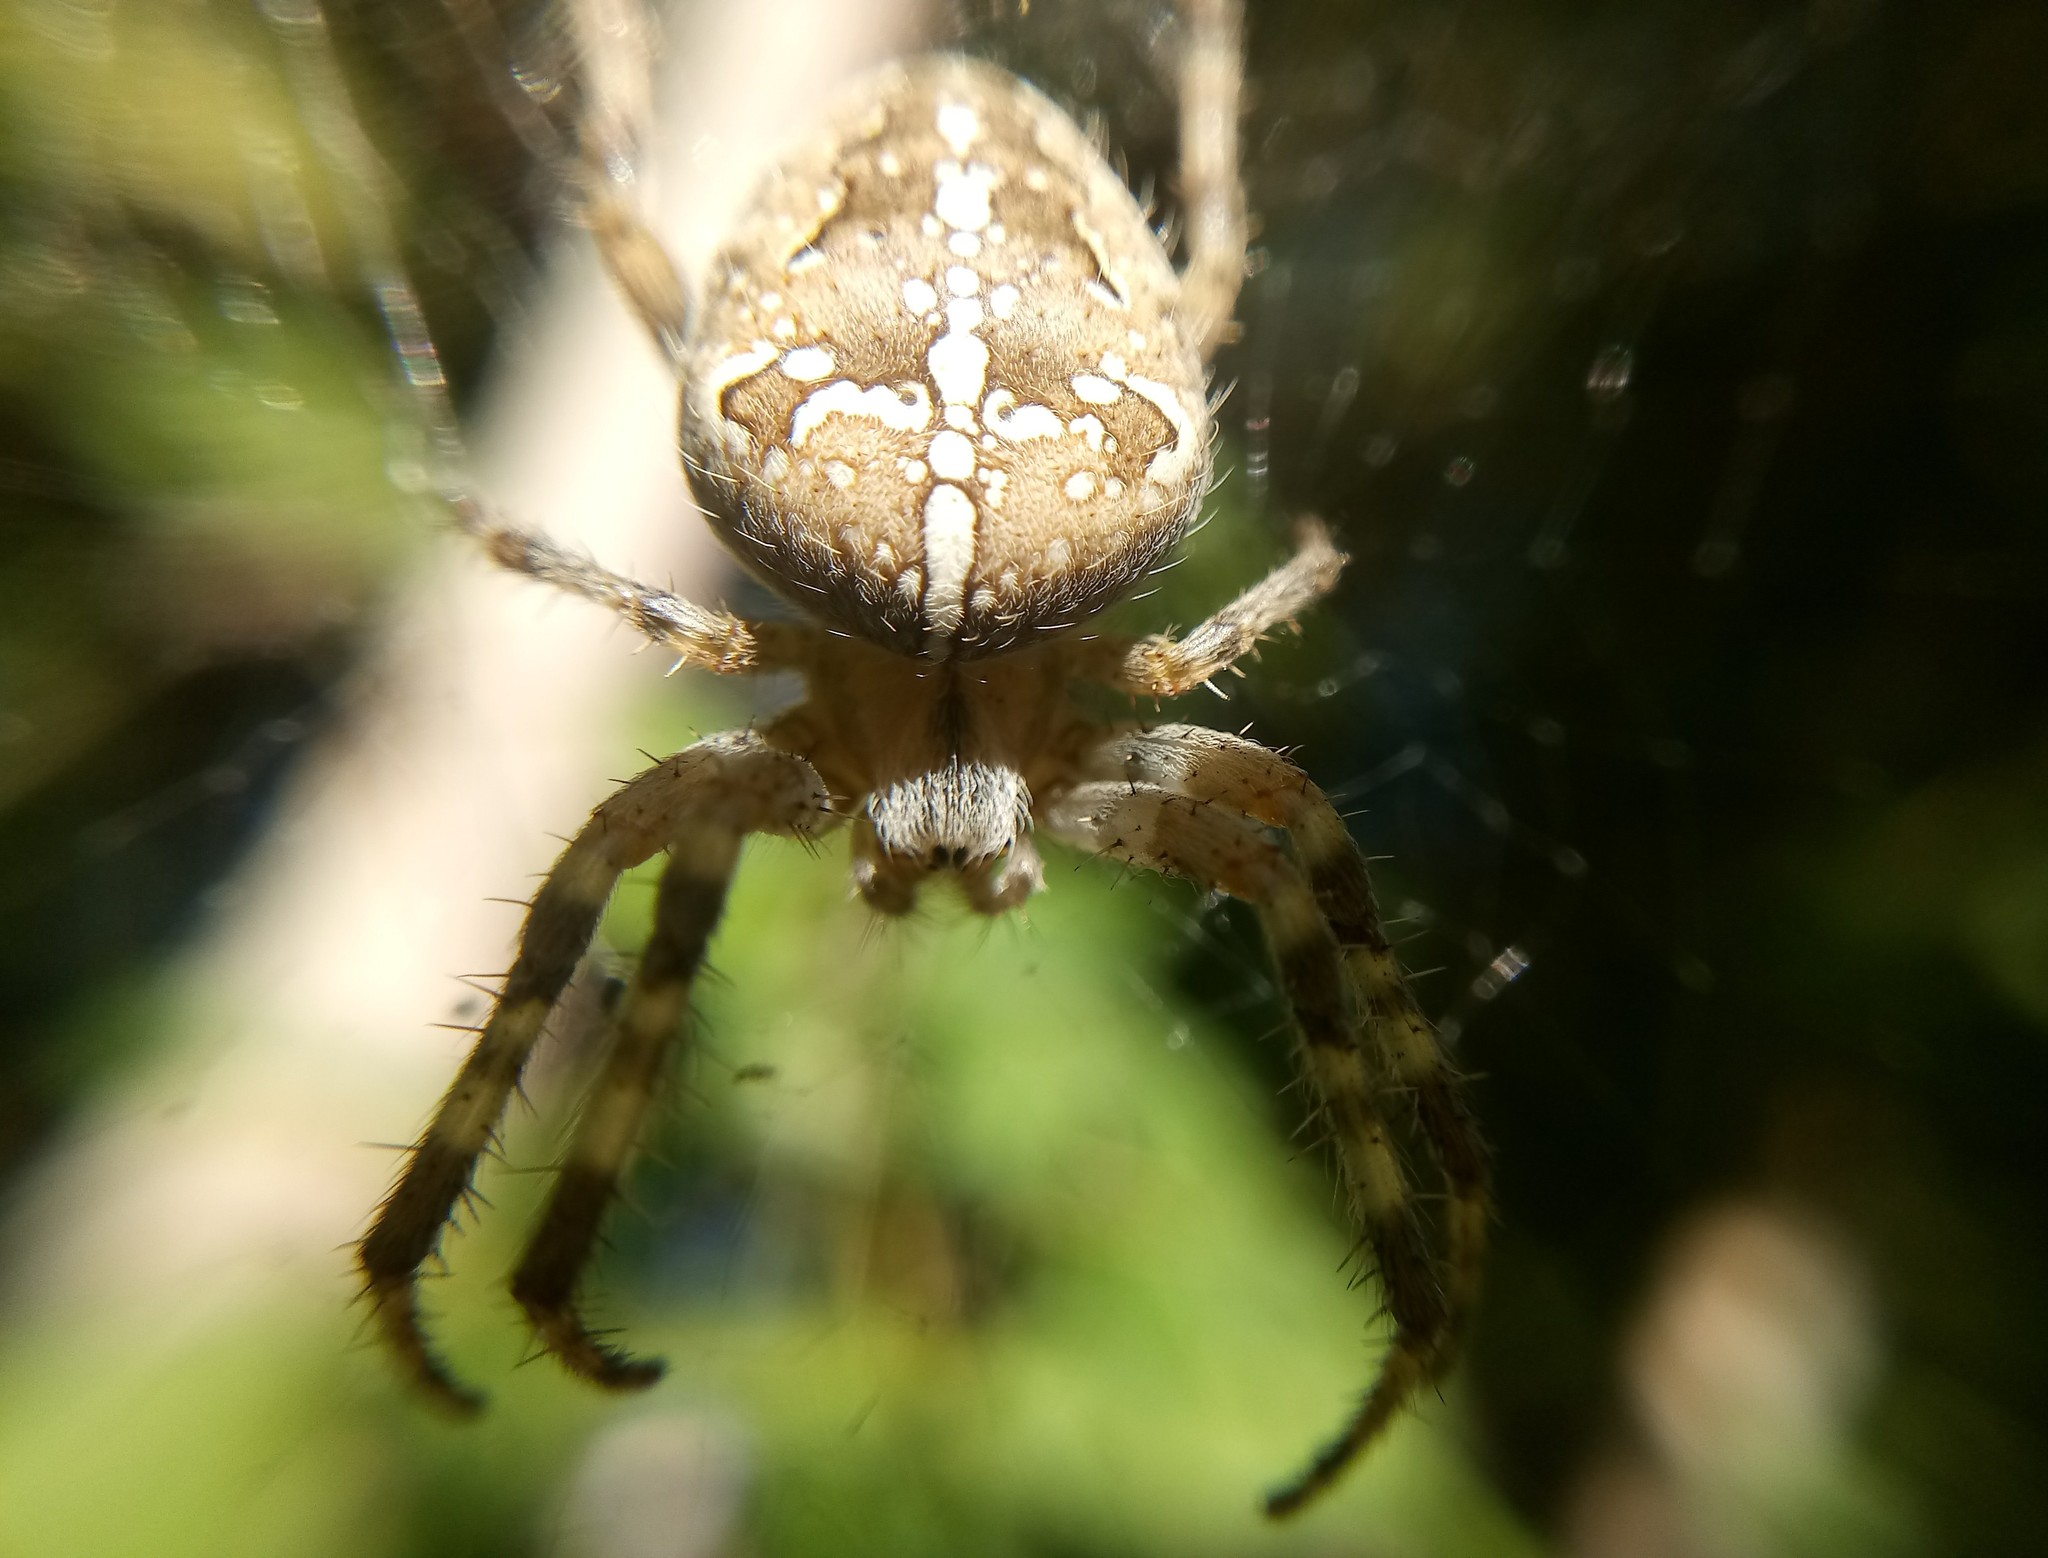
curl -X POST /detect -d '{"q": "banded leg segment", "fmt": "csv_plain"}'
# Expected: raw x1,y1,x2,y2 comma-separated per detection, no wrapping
1076,723,1491,1515
1081,520,1345,699
359,732,831,1410
511,826,738,1388
1043,775,1451,1517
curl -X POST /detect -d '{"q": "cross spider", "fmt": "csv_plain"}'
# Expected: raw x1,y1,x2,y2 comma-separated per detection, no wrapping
357,0,1487,1519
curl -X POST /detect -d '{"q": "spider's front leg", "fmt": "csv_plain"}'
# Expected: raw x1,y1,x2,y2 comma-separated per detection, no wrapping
358,731,830,1410
1047,728,1488,1519
510,821,733,1387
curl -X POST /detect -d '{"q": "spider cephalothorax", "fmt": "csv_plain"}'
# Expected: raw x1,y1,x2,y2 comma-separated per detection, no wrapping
360,0,1487,1519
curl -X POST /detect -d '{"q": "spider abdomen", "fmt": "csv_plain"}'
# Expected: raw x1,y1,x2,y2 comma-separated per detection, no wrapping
682,56,1212,660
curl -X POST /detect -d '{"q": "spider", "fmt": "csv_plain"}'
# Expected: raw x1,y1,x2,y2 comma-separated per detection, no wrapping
356,0,1487,1519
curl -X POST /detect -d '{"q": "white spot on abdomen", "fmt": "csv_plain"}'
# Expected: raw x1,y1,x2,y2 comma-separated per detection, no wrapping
789,380,933,446
780,345,835,381
983,390,1063,441
929,429,976,480
921,482,977,641
936,102,980,155
933,161,996,232
928,296,990,408
704,341,781,418
928,334,989,406
1117,370,1200,489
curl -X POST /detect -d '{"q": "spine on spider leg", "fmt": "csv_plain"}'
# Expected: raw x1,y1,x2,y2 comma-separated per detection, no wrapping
511,826,740,1390
357,837,626,1412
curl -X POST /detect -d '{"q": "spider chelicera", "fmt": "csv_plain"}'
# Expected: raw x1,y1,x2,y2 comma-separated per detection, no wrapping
357,0,1487,1517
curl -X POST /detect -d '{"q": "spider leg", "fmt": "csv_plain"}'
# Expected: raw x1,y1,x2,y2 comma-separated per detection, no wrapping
510,824,736,1388
1087,728,1489,1214
1079,519,1345,698
451,499,819,674
570,0,691,363
1095,726,1488,1159
1173,0,1249,362
358,732,830,1410
260,0,752,670
1050,734,1488,1519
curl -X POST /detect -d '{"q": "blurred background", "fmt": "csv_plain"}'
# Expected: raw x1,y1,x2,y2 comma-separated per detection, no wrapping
1,0,2044,1553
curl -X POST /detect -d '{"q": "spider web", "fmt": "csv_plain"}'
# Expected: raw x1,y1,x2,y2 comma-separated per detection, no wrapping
0,1,2043,1555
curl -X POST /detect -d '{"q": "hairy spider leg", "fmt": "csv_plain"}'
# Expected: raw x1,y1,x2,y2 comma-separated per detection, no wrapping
358,733,829,1409
1271,800,1490,1518
569,0,690,360
448,496,820,675
1174,0,1249,361
359,801,649,1412
1079,724,1491,1516
512,824,740,1388
1076,519,1346,699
